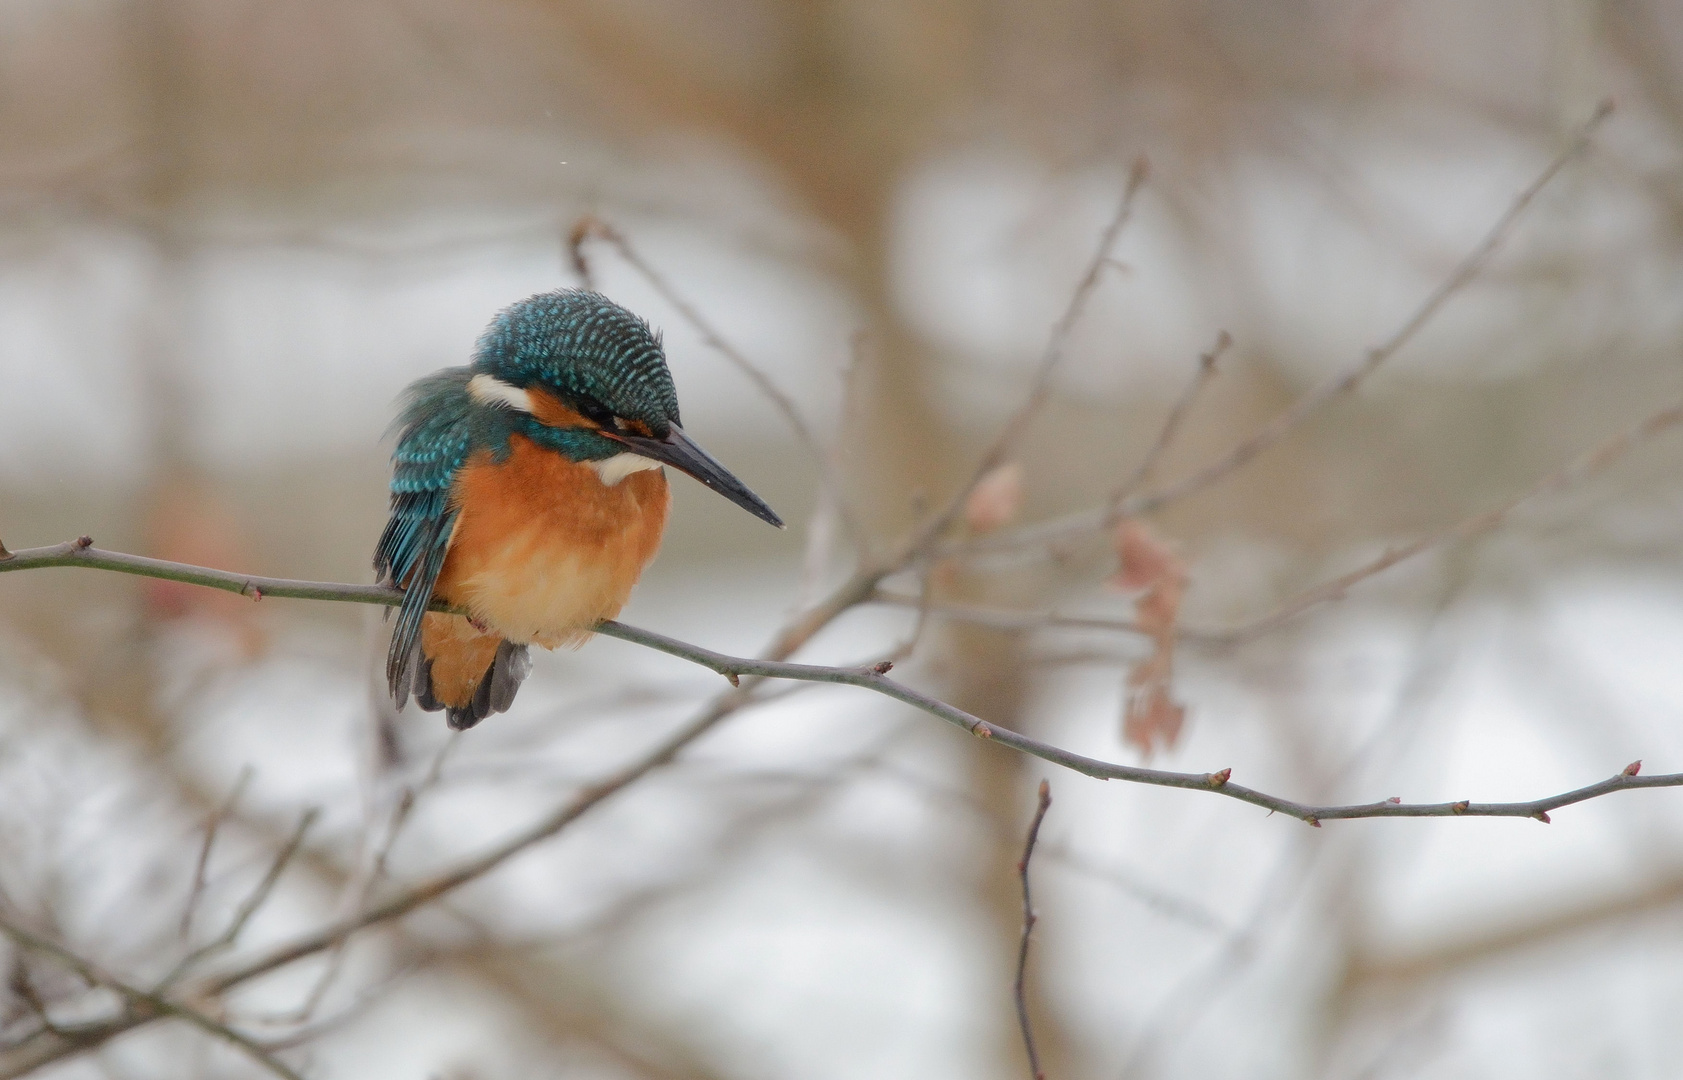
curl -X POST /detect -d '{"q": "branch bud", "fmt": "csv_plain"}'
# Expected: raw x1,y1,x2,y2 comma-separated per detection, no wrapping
724,671,740,688
1305,816,1321,828
1450,800,1470,814
1207,768,1231,788
1533,811,1551,824
974,723,993,739
74,535,93,550
1386,797,1402,804
1624,760,1642,777
872,660,894,675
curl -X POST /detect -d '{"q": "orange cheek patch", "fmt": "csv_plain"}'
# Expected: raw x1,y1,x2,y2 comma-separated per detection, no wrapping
526,387,592,429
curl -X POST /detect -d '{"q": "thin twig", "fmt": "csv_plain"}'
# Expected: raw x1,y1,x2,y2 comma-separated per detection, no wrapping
0,915,305,1080
1110,330,1231,505
1014,780,1053,1080
870,589,1150,638
952,102,1613,560
1213,398,1683,642
156,808,319,992
1128,103,1610,518
288,737,457,1024
180,767,254,940
919,157,1150,547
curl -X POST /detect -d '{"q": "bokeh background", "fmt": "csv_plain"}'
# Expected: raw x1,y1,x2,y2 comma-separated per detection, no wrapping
3,1,1683,1077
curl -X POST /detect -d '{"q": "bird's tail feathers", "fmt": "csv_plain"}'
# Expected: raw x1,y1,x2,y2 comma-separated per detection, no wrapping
405,614,532,730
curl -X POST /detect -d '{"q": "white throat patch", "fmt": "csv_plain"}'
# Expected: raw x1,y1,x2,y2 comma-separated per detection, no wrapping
467,373,534,413
591,453,664,486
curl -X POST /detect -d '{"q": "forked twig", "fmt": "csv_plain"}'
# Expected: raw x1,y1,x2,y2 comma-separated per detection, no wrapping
181,767,254,939
156,808,319,992
1110,330,1231,505
921,157,1151,546
953,101,1614,559
1214,398,1683,641
0,915,304,1080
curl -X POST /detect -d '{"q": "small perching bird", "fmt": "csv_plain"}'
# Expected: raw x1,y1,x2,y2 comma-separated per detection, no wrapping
375,289,783,729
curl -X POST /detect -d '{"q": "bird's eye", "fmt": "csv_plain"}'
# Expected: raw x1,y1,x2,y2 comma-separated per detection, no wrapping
574,397,614,426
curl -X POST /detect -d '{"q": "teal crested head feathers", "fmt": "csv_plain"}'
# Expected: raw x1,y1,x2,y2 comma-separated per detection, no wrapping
474,290,678,442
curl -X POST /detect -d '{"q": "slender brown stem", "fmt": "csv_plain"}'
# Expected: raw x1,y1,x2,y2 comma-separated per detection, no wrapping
180,766,253,939
1109,330,1231,505
1014,780,1053,1080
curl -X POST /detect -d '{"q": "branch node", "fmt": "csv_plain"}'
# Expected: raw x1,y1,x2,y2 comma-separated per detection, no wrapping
1207,768,1231,788
1451,800,1470,814
0,538,10,560
1624,760,1643,777
73,535,93,550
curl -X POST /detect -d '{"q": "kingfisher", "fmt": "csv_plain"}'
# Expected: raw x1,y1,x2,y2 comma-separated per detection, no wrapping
375,289,783,730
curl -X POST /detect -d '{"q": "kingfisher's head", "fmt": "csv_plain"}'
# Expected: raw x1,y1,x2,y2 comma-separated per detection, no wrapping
468,289,782,528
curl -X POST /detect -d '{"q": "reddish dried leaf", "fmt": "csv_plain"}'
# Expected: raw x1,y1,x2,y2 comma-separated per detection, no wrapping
964,462,1025,534
1108,519,1186,593
1134,582,1184,637
1111,519,1190,755
1123,681,1184,757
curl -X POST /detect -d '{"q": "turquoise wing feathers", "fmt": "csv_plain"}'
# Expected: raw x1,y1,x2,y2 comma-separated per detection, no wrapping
374,369,476,706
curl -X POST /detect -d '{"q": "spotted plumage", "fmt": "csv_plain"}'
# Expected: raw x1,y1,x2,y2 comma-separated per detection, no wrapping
376,289,782,730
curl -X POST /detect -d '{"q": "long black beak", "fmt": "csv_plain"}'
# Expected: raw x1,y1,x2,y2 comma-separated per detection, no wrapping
607,424,784,528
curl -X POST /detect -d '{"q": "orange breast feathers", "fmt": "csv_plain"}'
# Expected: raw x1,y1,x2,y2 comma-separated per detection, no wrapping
432,434,671,649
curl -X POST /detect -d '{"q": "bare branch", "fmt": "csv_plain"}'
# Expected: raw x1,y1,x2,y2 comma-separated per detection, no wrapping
916,157,1150,548
156,808,319,992
180,766,253,940
954,102,1613,560
1014,780,1053,1080
870,589,1148,638
0,915,305,1080
3,543,1680,827
1110,329,1231,505
287,737,459,1025
1212,398,1683,641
